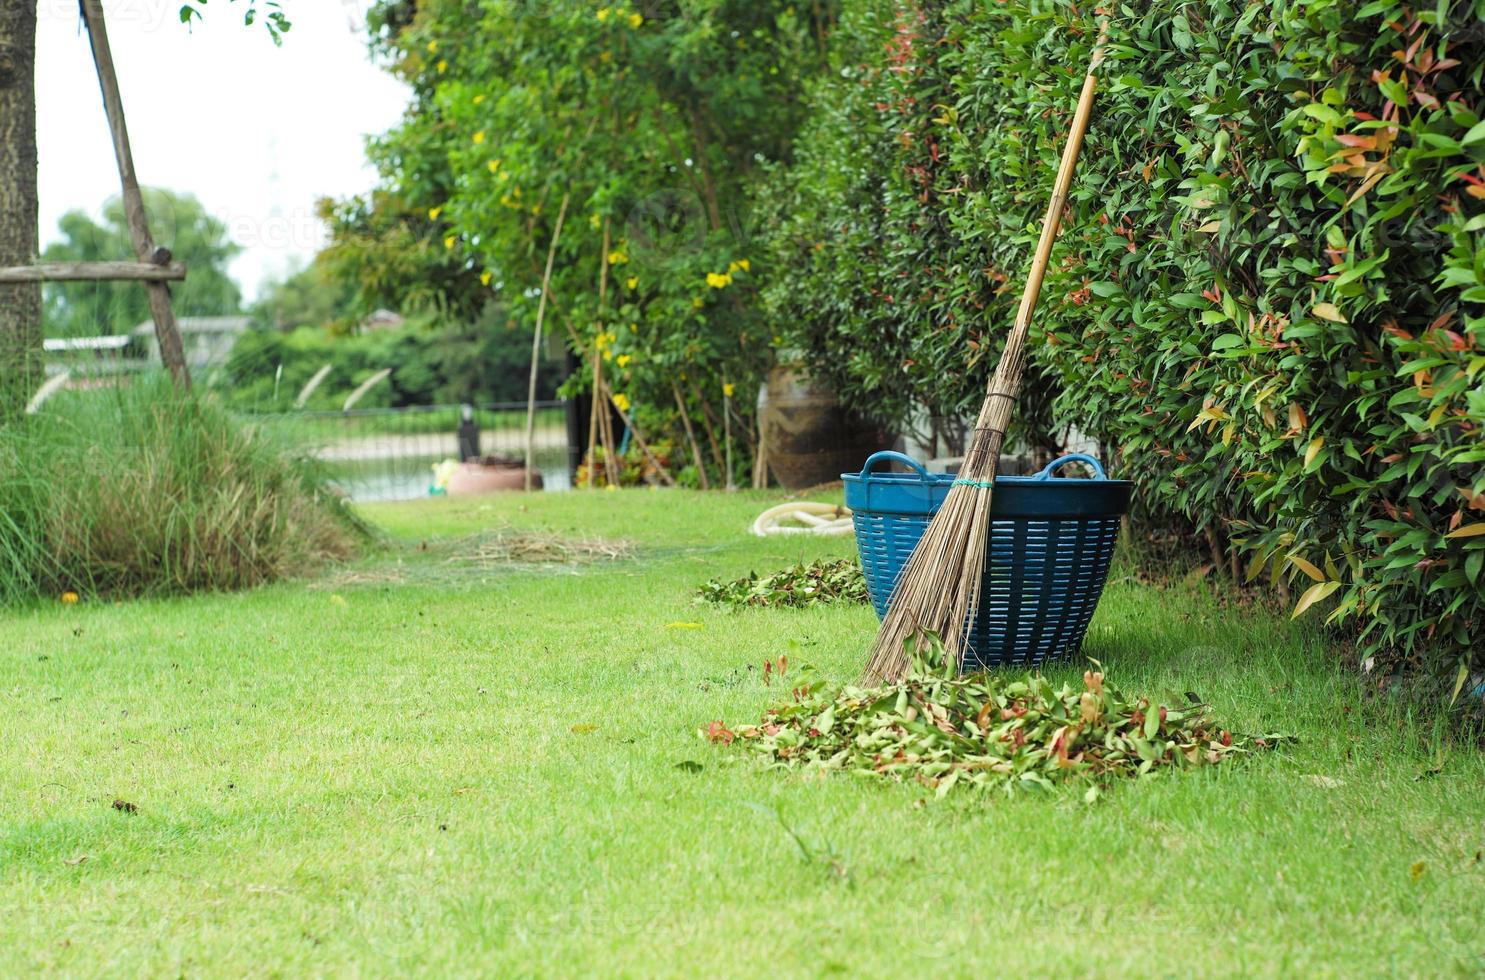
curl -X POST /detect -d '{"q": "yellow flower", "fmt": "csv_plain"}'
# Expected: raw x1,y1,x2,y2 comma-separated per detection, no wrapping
428,206,442,220
480,270,493,286
612,392,631,412
473,94,485,105
629,323,637,333
60,591,79,605
487,158,500,174
473,131,486,144
628,12,643,27
728,258,750,274
607,249,628,265
626,276,638,289
531,202,543,216
723,383,735,398
426,40,439,53
444,235,456,250
616,354,632,368
705,271,732,289
596,6,610,20
603,350,613,362
692,297,705,309
436,59,448,73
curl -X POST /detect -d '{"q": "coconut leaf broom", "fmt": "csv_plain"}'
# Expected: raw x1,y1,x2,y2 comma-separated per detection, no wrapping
863,25,1109,683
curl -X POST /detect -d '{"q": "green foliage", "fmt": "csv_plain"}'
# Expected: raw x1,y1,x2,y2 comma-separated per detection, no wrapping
697,558,868,608
720,632,1281,797
760,0,1059,449
221,313,556,412
0,378,358,605
337,0,840,484
575,441,680,488
178,1,291,43
41,189,242,337
769,0,1485,687
249,257,358,332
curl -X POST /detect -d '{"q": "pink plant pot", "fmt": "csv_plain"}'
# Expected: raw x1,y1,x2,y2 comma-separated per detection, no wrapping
446,461,543,495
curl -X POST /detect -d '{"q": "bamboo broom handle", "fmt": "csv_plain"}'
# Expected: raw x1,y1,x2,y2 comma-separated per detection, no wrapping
978,28,1107,429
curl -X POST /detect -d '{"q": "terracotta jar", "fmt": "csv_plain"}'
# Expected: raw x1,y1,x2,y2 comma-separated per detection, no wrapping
758,365,885,489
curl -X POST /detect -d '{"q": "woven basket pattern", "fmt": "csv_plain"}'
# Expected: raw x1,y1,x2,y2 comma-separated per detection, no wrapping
854,512,1122,669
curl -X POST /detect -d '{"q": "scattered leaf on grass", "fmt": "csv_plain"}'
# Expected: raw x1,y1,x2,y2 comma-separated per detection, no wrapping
570,723,599,734
63,855,87,867
1305,775,1344,789
675,760,704,773
698,559,869,609
111,799,137,814
1409,860,1426,880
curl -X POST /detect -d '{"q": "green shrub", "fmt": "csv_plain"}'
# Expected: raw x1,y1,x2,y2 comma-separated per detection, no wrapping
768,0,1485,690
761,0,1061,452
0,379,360,604
220,314,556,413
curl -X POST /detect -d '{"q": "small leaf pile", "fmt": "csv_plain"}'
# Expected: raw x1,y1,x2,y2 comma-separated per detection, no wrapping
697,559,869,609
717,635,1279,797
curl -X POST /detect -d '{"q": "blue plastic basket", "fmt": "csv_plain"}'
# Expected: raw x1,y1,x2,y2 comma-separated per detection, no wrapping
843,451,1133,670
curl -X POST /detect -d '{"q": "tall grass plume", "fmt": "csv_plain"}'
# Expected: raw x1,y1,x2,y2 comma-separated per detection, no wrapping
0,378,359,604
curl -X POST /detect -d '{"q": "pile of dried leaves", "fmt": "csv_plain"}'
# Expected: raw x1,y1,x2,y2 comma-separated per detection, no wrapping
711,634,1282,798
697,559,869,609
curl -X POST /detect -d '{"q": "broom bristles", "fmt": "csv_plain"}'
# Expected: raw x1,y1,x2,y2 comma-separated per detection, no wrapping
862,426,1003,683
863,20,1105,684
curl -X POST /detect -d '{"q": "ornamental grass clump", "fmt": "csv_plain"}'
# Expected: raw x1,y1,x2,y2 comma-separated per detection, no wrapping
720,633,1280,798
0,379,360,604
697,558,869,609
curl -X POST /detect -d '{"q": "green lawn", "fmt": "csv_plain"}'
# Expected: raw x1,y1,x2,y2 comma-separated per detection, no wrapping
2,491,1481,976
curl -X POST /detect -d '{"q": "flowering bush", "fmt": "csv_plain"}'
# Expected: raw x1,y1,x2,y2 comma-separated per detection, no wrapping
340,0,839,485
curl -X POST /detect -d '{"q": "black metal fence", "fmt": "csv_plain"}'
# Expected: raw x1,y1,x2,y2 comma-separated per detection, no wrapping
252,401,572,502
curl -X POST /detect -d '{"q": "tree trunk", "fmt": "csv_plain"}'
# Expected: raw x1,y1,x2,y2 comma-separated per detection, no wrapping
0,3,41,418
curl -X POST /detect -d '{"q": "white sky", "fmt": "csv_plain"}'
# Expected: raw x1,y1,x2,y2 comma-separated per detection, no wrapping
36,0,410,301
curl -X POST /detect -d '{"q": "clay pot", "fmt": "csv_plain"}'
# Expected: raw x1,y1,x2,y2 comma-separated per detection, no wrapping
446,461,543,495
758,365,886,489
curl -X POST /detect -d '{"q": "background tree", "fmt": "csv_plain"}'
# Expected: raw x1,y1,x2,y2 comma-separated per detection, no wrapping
0,4,41,417
41,189,243,336
249,253,358,332
325,0,839,482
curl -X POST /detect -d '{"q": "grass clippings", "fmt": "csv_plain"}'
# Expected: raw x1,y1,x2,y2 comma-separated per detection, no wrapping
441,528,633,568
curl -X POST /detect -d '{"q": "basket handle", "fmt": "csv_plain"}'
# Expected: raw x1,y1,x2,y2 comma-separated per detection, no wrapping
860,451,933,481
1035,453,1108,480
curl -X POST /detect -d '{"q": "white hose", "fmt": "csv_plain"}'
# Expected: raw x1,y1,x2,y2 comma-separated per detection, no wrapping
750,501,855,538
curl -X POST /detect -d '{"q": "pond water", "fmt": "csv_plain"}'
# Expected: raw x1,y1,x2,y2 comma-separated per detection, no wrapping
326,448,572,503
